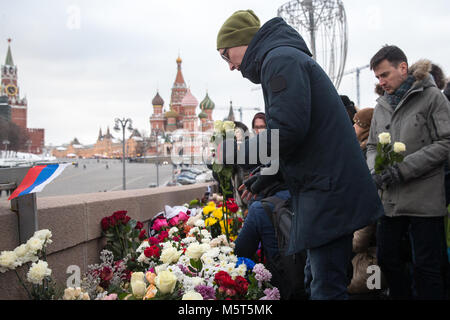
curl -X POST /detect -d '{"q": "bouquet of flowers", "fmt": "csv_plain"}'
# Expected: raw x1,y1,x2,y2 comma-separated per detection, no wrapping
101,210,147,262
374,132,406,174
0,229,58,300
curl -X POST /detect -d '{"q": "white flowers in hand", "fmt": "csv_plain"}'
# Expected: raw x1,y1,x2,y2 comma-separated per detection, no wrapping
393,142,406,153
378,132,391,145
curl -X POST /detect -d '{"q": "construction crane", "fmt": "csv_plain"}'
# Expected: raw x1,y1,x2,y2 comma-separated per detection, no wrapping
343,64,370,107
215,100,261,123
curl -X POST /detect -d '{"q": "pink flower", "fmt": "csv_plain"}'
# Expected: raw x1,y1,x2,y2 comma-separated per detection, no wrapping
102,293,118,300
178,211,189,222
168,216,180,226
152,218,169,231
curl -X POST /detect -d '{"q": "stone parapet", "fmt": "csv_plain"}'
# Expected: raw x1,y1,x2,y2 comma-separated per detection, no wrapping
0,183,215,299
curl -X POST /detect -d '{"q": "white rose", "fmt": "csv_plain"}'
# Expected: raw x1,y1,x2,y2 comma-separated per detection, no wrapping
27,260,51,284
378,132,391,145
155,270,177,294
186,243,205,260
160,247,181,264
393,142,406,153
131,280,147,298
182,290,203,300
0,251,18,270
214,120,224,133
130,272,145,286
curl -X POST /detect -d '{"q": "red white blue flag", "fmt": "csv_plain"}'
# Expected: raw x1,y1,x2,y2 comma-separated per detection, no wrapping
8,163,70,200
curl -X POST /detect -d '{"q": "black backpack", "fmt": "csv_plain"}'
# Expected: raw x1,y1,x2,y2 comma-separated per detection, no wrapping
260,196,307,300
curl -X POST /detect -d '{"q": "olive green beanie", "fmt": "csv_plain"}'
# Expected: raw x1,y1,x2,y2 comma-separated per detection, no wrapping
217,10,261,50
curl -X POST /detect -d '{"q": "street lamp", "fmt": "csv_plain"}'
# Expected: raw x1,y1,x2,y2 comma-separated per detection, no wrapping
152,129,163,187
25,140,32,154
3,139,10,152
114,118,133,190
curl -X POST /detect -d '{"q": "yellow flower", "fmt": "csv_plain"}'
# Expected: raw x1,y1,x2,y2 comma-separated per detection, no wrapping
203,205,215,216
205,217,218,227
212,208,223,220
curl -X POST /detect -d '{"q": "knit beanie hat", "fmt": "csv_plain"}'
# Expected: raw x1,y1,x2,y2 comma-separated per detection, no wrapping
217,10,260,50
353,108,374,129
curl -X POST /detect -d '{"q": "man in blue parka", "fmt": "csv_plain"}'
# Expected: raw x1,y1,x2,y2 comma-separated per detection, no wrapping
216,10,384,299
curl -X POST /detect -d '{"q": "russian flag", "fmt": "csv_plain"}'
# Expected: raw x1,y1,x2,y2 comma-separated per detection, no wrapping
8,163,70,200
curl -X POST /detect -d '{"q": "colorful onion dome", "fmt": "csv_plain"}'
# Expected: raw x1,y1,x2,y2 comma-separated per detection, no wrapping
152,92,164,106
165,109,179,118
181,88,198,107
198,111,208,119
200,93,215,110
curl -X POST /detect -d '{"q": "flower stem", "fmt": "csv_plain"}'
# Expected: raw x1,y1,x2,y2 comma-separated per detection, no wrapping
14,269,32,300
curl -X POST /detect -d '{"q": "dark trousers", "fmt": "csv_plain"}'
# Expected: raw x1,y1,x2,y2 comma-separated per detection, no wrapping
304,234,353,300
376,215,445,300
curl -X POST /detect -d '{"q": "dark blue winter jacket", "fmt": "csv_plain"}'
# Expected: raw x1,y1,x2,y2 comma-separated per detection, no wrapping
239,17,384,253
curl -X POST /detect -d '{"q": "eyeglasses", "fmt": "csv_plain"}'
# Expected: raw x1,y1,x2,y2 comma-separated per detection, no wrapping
221,48,231,63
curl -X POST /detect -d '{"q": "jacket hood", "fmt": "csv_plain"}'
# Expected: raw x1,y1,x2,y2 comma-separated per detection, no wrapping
240,17,312,84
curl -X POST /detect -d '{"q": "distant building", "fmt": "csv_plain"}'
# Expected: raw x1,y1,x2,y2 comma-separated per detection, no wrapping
1,39,45,153
149,56,216,135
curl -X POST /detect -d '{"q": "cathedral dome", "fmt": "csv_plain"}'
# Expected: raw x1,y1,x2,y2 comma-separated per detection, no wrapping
198,111,208,119
181,88,198,107
165,109,179,118
152,92,164,106
200,93,215,110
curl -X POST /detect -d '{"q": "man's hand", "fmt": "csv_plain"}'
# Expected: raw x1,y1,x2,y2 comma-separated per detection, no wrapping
372,164,403,189
239,183,257,202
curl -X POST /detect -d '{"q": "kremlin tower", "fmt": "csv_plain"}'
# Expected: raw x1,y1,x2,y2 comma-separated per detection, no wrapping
1,39,45,154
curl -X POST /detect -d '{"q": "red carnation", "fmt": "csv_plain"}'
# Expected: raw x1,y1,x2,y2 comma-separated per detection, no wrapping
138,229,147,241
123,216,131,224
158,230,169,242
144,245,160,258
172,236,180,242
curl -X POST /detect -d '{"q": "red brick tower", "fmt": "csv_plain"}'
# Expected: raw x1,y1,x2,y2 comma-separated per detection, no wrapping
1,39,27,129
1,39,45,154
169,56,187,128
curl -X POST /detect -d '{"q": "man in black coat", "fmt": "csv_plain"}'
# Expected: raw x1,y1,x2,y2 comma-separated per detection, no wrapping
216,10,384,299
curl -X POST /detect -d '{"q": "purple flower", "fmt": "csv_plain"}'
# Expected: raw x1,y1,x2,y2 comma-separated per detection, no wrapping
259,287,280,300
253,263,272,284
194,285,216,300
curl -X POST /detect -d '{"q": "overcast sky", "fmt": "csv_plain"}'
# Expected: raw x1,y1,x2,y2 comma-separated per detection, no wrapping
1,0,449,146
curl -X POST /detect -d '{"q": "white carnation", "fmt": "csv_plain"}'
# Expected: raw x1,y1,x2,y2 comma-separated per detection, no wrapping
194,219,205,228
0,251,18,271
26,237,45,254
27,260,52,284
168,227,179,237
33,229,52,243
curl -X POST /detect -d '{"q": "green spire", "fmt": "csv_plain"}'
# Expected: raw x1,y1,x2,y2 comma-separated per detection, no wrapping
5,39,14,66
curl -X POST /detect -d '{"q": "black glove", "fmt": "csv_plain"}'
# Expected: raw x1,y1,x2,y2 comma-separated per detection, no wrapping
372,164,403,189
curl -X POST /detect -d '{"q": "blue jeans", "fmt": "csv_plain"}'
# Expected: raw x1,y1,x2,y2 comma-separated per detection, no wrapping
377,215,445,300
234,190,291,261
304,234,353,300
